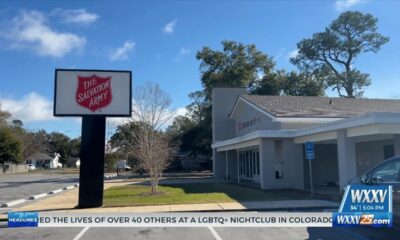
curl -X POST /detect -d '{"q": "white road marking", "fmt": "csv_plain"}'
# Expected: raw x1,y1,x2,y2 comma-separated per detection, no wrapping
73,226,90,240
208,226,223,240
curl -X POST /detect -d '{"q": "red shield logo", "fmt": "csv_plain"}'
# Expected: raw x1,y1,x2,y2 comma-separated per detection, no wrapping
75,74,112,112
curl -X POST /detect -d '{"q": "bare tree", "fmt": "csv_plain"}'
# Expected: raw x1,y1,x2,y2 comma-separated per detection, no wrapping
133,82,174,130
118,82,176,193
134,129,173,193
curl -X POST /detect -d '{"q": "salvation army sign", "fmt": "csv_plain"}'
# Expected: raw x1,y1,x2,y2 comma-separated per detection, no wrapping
76,74,112,112
54,69,131,116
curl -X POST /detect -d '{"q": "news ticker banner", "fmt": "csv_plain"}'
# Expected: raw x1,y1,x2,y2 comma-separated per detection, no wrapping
333,184,393,227
8,212,332,228
7,184,394,228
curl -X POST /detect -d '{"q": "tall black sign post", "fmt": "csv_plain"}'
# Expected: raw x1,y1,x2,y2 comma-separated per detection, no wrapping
78,116,106,207
54,69,132,208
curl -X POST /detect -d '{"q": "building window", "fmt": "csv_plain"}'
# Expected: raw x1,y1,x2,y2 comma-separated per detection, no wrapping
239,150,260,179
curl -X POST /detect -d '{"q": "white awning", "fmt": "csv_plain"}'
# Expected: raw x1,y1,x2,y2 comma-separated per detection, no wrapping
212,112,400,151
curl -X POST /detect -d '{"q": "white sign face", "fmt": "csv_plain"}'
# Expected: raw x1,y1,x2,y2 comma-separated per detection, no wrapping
54,69,131,116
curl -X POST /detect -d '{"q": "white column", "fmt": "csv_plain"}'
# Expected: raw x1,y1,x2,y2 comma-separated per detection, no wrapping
259,140,264,189
225,151,228,180
337,130,357,189
237,150,240,183
259,139,274,189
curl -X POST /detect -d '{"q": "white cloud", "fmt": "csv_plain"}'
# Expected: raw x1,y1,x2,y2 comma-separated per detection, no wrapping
287,49,299,59
174,48,191,62
335,0,362,11
6,10,86,57
161,107,187,128
0,92,54,122
162,19,177,34
174,107,187,118
180,48,190,55
106,117,130,128
109,40,135,61
275,47,286,59
51,8,99,24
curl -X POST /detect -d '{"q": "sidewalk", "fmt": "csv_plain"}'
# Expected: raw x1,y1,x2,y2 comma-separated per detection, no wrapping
0,180,339,219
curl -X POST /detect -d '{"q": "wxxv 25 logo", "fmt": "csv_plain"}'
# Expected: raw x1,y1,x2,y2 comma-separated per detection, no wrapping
333,185,393,227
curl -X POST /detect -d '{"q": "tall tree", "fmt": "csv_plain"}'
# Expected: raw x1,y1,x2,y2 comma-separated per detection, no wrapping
196,40,275,99
69,137,81,157
0,127,22,164
291,11,389,98
10,120,48,160
250,71,283,96
280,71,326,96
0,105,11,127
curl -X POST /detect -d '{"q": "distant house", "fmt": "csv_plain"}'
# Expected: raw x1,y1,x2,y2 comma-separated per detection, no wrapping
115,160,131,170
66,157,80,168
25,152,62,169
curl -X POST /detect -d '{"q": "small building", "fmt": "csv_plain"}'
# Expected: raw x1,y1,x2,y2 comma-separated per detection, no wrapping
211,88,400,193
66,157,80,168
25,152,62,169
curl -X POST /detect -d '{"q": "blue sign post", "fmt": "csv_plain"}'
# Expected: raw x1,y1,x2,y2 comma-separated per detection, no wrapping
305,142,315,197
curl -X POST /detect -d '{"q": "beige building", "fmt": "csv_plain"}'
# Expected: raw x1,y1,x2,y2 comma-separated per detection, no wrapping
211,88,400,193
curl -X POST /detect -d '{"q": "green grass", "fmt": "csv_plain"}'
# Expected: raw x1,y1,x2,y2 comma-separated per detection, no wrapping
103,183,310,207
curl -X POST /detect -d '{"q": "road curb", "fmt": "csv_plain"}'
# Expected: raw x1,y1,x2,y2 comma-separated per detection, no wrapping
0,184,79,208
0,199,26,208
48,189,64,194
63,185,75,190
28,193,48,200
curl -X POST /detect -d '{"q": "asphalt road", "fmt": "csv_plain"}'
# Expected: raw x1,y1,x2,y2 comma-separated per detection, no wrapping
0,173,78,207
0,226,399,240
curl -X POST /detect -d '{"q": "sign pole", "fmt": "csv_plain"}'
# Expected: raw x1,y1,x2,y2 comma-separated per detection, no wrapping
78,116,106,208
308,160,314,197
305,142,315,198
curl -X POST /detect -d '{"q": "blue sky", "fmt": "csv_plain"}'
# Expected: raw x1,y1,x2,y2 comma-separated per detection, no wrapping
0,0,399,138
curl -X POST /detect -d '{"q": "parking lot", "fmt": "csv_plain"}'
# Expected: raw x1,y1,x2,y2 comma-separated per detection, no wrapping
1,173,399,240
1,225,399,240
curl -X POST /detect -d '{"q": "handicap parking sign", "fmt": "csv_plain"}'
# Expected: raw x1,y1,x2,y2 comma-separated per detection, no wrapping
305,142,314,160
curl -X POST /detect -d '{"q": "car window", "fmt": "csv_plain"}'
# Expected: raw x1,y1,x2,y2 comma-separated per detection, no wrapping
370,158,400,183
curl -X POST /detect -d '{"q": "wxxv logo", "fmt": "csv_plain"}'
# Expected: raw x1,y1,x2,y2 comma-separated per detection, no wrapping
333,185,393,227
